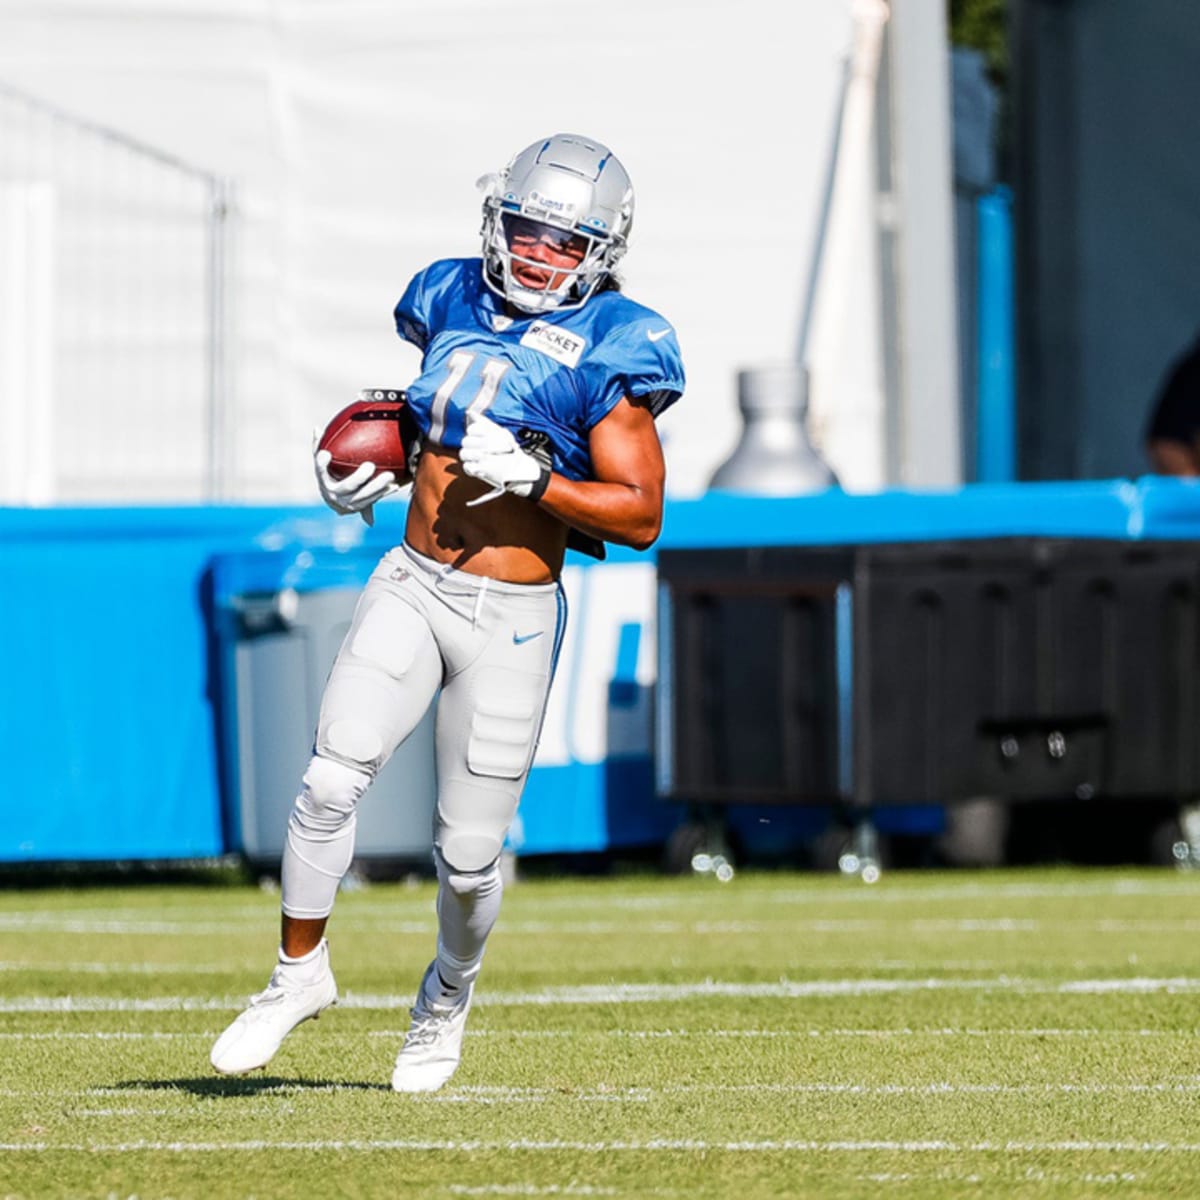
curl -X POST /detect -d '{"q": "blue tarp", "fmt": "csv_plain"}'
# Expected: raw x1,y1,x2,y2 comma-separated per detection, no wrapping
4,477,1200,862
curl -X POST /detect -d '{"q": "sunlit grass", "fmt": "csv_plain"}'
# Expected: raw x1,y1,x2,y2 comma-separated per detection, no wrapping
2,866,1199,1197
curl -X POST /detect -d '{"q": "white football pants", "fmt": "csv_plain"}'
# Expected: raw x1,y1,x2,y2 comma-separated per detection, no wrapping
281,542,566,981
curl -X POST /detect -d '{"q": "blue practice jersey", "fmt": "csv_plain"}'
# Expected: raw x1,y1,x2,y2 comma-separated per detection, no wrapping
394,258,684,484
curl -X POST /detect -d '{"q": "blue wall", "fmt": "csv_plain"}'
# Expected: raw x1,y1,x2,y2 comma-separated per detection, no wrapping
1,508,329,861
4,478,1200,863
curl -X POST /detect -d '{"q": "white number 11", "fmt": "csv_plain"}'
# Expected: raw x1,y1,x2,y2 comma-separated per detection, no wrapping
428,351,509,445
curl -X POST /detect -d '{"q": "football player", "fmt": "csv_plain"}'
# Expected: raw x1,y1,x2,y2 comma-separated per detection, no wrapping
211,133,684,1092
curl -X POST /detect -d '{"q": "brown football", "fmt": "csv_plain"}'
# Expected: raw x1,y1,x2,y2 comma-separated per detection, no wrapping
318,389,416,484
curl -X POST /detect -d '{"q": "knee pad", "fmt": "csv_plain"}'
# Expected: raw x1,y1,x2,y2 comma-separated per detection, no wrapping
289,755,371,839
435,778,519,873
434,846,501,898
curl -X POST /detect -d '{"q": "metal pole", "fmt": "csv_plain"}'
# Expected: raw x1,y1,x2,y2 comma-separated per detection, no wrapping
206,175,234,500
885,0,963,486
976,186,1016,482
0,78,217,182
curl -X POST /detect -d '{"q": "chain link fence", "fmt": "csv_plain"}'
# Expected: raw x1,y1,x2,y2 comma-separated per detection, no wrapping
0,80,234,503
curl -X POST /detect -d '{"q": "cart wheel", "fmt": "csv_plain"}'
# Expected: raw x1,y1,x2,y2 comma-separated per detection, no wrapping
664,820,736,876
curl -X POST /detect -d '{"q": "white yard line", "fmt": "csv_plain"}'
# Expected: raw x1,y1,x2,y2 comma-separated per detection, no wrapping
0,1026,1190,1045
7,912,1200,936
448,1188,616,1197
3,1138,1200,1153
0,961,232,975
0,916,436,936
0,1032,207,1041
465,978,1200,1005
5,975,1200,1013
7,1080,1198,1102
0,1026,1191,1044
504,879,1200,910
4,874,1200,933
74,1108,175,1117
421,1081,1200,1104
0,957,1008,975
0,917,253,935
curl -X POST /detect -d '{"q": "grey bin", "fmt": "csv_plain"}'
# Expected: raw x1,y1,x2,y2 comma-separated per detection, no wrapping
224,586,437,867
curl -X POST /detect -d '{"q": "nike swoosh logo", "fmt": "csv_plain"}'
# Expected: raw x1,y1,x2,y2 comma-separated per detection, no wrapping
647,328,672,342
513,630,545,645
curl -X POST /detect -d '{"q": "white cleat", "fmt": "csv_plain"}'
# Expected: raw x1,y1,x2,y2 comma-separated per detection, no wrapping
210,940,337,1075
391,963,473,1093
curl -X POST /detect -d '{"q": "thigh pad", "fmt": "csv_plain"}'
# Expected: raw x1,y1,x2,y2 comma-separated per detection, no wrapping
316,586,441,775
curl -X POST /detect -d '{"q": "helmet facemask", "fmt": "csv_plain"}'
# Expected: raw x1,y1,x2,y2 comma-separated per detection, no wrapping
477,134,634,315
482,208,619,314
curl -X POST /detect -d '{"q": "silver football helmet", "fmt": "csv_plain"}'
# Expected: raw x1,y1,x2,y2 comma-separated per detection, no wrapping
479,133,634,314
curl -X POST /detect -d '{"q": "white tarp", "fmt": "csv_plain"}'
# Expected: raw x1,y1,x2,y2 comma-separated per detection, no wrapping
0,0,895,499
0,182,54,502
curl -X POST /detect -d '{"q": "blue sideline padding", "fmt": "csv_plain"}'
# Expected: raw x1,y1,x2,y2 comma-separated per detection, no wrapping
0,504,377,862
4,477,1200,863
604,478,1146,561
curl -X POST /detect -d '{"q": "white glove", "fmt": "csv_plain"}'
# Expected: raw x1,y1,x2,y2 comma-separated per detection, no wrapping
459,412,550,506
313,434,401,526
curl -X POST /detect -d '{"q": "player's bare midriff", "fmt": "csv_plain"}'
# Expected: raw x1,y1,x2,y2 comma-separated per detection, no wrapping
403,442,568,584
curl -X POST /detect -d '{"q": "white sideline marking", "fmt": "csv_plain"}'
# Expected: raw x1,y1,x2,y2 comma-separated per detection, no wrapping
0,1032,206,1041
469,977,1200,1005
423,1081,1200,1104
0,957,1008,975
0,961,230,975
0,998,235,1013
5,1138,1200,1153
6,975,1200,1013
0,1084,376,1099
6,913,1200,936
449,1188,615,1197
0,916,435,936
10,1081,1197,1103
0,1026,1189,1044
511,879,1200,909
0,916,258,936
8,877,1200,934
76,1108,174,1117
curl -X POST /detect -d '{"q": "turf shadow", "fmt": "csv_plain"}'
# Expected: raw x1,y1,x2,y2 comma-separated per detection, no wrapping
115,1076,390,1096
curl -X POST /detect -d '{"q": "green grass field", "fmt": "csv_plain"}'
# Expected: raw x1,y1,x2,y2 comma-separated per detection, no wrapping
4,866,1200,1198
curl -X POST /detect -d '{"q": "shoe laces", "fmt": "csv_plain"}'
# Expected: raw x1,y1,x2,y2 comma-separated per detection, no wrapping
404,997,460,1048
248,966,304,1009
